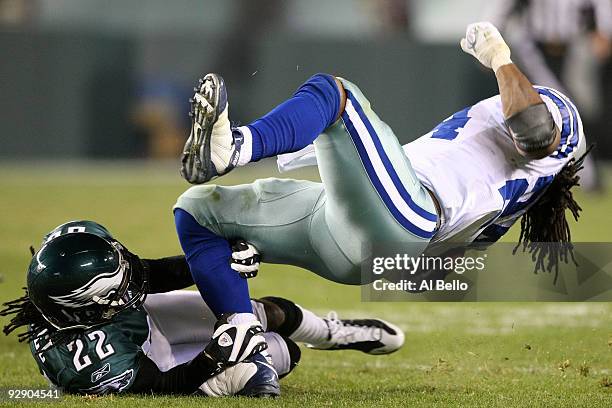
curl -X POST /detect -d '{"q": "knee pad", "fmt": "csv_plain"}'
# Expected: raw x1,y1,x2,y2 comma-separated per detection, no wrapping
257,296,303,337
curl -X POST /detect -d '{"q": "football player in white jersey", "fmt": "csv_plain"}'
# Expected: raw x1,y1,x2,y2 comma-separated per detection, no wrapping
174,22,588,360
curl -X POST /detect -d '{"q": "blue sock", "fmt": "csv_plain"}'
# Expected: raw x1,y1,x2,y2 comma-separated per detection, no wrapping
174,208,253,316
246,73,340,161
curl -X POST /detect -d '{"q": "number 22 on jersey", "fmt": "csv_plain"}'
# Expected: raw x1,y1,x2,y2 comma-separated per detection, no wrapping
66,330,115,371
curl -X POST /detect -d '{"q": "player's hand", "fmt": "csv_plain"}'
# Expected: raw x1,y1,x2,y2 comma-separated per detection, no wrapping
203,315,267,372
460,22,512,72
230,239,260,279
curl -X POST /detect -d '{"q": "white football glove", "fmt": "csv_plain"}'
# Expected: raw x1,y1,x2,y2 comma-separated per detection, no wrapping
231,239,260,279
203,315,267,372
460,22,512,72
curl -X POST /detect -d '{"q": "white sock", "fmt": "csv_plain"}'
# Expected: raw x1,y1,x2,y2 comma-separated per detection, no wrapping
289,306,330,345
236,126,253,166
229,312,258,325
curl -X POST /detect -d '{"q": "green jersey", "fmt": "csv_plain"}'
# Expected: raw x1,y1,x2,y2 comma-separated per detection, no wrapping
30,307,149,394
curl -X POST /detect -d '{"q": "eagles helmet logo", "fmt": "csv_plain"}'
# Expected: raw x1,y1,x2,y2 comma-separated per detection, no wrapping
49,267,125,308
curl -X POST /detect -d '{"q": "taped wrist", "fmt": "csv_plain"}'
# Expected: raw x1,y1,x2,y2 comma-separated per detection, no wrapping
506,103,556,152
491,52,512,73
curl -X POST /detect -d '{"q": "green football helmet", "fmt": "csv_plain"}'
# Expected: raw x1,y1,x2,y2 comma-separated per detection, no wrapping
27,221,148,331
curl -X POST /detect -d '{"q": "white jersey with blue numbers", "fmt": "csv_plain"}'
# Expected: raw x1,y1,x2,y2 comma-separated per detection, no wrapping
276,86,586,244
404,86,586,243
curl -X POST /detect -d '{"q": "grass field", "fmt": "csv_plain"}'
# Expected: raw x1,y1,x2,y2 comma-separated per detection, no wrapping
0,161,611,407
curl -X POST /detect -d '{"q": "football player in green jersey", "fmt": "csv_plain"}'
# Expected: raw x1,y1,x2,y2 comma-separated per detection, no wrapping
2,220,405,397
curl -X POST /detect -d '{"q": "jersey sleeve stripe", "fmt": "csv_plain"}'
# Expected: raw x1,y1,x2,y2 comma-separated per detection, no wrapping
536,87,580,159
341,92,437,238
547,87,580,156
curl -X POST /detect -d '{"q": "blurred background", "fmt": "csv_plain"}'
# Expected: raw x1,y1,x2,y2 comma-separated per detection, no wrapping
1,0,611,180
1,2,611,402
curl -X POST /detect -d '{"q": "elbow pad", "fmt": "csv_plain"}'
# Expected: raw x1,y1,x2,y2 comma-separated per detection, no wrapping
506,103,556,152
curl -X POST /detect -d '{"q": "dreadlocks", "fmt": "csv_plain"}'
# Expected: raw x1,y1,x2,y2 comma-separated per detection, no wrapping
0,245,52,344
514,146,593,283
1,288,51,343
1,288,79,348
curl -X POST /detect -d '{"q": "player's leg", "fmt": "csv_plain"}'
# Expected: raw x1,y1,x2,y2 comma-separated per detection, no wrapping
144,291,218,371
311,77,439,267
174,177,348,399
179,73,437,284
181,73,343,184
143,291,296,396
252,297,405,355
168,215,284,395
246,73,437,265
175,177,359,285
234,73,438,267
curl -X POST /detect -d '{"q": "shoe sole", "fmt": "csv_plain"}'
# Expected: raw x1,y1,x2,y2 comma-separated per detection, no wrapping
189,74,224,183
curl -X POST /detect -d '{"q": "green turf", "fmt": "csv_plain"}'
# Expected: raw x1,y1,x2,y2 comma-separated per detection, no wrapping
0,162,610,407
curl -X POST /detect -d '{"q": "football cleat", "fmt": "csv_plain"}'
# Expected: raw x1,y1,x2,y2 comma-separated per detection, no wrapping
237,353,280,398
200,353,280,398
307,312,405,355
180,73,242,184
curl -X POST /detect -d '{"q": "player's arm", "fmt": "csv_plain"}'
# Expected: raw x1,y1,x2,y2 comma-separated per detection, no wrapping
130,353,220,394
131,318,267,394
140,240,260,292
460,22,560,159
141,256,194,293
495,64,560,159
